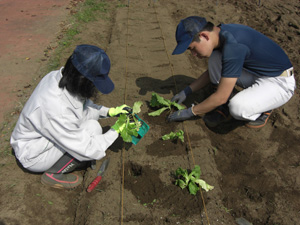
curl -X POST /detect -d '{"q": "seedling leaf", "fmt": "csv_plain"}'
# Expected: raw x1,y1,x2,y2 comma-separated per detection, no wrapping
132,101,143,114
113,102,143,143
195,179,214,192
162,130,184,142
175,165,214,195
148,107,169,116
172,101,185,110
148,92,185,116
188,182,200,195
150,92,170,107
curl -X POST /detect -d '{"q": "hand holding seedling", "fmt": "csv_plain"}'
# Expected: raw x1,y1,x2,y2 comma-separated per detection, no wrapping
171,86,192,104
167,107,196,122
108,104,132,117
148,92,185,116
111,101,146,143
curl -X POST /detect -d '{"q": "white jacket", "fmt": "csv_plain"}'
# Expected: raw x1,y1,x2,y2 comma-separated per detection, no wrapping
10,68,118,168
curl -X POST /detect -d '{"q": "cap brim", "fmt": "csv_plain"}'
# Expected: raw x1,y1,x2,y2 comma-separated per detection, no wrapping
93,76,114,94
172,38,192,55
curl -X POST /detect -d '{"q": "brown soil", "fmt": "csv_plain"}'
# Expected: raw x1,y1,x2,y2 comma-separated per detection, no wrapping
1,0,300,225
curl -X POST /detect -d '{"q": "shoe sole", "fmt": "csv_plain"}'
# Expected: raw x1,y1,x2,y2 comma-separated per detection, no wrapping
245,112,271,129
41,173,82,189
41,179,65,189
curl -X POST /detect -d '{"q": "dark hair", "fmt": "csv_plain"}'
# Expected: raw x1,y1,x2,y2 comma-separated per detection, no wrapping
192,22,215,42
59,56,97,99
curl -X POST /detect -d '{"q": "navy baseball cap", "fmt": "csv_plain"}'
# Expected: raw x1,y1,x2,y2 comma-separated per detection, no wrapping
172,16,207,55
71,44,114,94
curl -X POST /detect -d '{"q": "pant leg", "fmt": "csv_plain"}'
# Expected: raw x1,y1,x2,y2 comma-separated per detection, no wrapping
45,152,81,174
26,119,103,173
208,50,296,121
229,75,296,121
26,143,65,173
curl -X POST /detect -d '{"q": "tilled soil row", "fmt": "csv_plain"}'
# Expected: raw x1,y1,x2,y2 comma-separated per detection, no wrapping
73,1,226,224
69,1,300,225
1,1,299,225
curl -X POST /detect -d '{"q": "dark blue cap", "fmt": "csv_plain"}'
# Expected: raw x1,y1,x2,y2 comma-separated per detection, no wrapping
172,16,207,55
71,44,114,94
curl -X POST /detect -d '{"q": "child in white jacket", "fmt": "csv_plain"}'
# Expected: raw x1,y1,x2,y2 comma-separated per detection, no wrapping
11,45,129,189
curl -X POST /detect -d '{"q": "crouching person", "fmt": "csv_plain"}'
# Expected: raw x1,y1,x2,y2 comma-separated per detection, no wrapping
10,45,130,189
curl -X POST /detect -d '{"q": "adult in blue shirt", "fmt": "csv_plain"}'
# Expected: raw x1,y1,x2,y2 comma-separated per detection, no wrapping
169,16,296,128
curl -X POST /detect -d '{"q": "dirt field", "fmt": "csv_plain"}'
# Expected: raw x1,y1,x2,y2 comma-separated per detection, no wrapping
0,0,300,225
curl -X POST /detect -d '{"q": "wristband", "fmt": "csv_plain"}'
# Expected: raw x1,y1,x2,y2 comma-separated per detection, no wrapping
191,105,196,116
191,104,204,117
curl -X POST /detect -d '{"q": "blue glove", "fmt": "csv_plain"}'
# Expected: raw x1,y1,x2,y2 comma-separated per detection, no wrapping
167,107,195,122
171,86,192,104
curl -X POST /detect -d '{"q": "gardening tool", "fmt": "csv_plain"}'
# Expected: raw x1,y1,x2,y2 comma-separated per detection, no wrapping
86,158,110,192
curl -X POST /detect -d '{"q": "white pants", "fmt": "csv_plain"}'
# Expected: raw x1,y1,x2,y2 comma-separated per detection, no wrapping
27,120,103,172
208,51,296,121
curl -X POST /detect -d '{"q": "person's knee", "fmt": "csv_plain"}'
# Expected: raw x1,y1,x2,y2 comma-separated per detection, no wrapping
228,98,248,120
82,120,103,135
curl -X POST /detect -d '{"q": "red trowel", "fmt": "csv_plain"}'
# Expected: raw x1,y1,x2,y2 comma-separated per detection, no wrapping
87,158,110,192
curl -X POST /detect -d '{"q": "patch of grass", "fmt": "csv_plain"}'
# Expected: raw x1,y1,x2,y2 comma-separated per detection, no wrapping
47,0,109,71
117,3,127,8
0,120,15,157
75,0,107,22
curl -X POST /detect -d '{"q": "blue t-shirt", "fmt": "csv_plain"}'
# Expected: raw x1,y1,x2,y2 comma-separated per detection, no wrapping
218,24,292,77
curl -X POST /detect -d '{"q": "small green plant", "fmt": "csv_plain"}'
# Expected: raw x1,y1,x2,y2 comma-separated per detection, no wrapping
36,193,54,205
162,130,184,143
112,101,143,143
148,92,185,116
175,165,214,195
142,199,157,207
221,206,232,213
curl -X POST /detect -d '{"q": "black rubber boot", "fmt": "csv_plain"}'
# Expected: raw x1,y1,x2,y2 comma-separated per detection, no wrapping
41,153,83,189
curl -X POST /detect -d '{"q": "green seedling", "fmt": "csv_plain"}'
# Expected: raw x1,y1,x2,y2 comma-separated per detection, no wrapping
162,130,184,143
113,101,143,143
142,199,157,207
148,92,185,116
175,165,214,195
36,193,54,205
221,206,232,213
